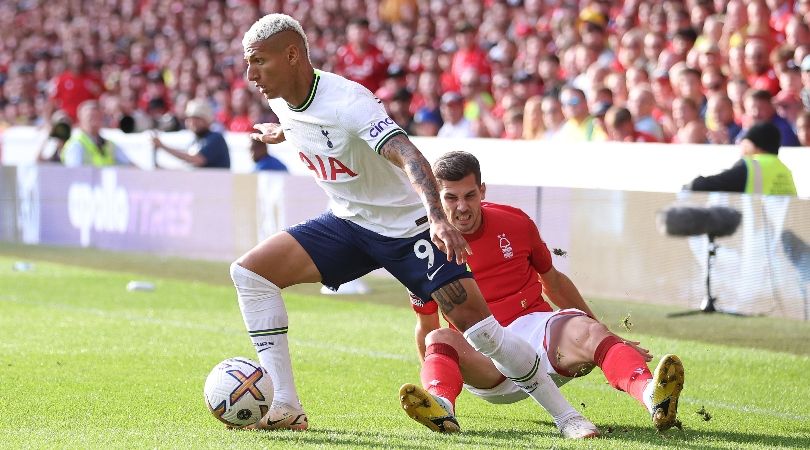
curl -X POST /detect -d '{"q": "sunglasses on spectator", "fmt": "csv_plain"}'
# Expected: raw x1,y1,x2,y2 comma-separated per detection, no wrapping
562,97,582,106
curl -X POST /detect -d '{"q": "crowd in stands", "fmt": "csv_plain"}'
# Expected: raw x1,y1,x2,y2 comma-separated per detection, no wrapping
3,0,810,148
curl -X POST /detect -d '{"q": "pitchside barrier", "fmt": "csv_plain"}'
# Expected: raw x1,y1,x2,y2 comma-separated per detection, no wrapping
2,127,809,319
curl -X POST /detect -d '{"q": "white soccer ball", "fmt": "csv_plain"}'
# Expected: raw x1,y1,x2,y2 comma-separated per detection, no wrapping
203,357,273,427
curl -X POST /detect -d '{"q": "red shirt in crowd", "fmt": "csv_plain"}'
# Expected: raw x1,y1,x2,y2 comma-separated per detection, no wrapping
334,44,388,93
227,115,254,132
450,48,491,89
50,70,104,122
412,202,554,327
747,69,781,96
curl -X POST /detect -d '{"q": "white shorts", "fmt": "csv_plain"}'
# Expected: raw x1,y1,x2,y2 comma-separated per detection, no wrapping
463,308,588,404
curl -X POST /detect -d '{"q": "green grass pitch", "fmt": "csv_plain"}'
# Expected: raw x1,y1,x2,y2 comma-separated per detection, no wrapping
1,245,809,449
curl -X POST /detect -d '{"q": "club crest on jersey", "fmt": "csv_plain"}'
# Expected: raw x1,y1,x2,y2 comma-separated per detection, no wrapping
369,117,395,138
497,233,513,259
320,126,334,148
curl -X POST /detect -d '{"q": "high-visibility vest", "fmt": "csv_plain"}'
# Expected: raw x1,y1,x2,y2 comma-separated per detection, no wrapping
62,131,115,167
743,154,797,196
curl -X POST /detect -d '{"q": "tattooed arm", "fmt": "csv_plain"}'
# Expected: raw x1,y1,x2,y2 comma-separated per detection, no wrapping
380,134,471,264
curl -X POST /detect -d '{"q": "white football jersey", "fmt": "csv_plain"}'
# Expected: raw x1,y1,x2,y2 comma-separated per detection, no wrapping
268,70,428,238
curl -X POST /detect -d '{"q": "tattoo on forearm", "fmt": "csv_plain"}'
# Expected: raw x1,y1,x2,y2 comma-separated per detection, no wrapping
431,280,468,314
381,135,445,220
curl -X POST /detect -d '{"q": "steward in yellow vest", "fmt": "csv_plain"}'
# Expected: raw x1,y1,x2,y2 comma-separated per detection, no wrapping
688,122,797,196
62,130,115,166
60,100,131,168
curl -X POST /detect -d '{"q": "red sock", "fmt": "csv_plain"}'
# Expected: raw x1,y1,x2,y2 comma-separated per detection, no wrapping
593,336,652,407
421,343,463,407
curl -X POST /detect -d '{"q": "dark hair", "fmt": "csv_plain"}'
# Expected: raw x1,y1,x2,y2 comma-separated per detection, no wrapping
433,151,481,185
748,89,773,102
349,18,370,28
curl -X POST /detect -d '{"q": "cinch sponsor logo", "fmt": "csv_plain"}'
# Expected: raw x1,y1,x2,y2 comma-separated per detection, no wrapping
68,170,194,247
369,117,395,138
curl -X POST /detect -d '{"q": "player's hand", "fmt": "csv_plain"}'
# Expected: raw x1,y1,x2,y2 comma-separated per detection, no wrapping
251,123,286,144
623,340,653,362
430,218,472,265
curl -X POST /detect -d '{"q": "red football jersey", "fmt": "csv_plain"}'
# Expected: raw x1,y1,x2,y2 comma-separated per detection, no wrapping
412,202,553,326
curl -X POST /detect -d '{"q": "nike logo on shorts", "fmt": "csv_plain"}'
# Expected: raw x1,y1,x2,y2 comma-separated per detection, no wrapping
427,264,445,281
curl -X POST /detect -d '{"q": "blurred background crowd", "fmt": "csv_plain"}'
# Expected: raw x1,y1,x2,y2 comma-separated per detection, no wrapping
3,0,810,147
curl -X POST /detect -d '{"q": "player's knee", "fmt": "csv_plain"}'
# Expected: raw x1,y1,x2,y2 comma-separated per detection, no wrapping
230,261,250,287
230,261,279,293
580,319,611,354
425,328,465,348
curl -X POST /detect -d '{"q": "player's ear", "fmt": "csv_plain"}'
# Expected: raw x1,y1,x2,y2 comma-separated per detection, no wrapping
286,44,298,65
480,182,487,199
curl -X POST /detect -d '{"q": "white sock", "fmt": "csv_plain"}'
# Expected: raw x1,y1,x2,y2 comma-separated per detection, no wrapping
642,379,655,413
463,315,577,425
230,262,300,407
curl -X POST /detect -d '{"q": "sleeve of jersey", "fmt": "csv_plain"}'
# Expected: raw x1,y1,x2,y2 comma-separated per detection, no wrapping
409,291,439,315
340,85,406,154
526,213,553,274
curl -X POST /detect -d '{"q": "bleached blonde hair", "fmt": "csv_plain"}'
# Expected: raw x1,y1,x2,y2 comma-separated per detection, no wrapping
242,13,309,58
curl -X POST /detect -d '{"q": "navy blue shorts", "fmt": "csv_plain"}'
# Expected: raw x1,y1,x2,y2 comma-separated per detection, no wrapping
286,211,473,300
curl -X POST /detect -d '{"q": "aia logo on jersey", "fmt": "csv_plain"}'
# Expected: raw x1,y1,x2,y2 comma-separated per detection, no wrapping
299,152,358,180
497,233,513,259
369,117,395,138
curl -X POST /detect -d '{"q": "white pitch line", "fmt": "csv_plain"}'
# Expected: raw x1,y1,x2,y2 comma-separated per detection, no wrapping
2,295,807,420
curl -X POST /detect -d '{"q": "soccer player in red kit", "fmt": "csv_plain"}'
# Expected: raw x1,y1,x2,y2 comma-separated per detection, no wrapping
400,151,684,433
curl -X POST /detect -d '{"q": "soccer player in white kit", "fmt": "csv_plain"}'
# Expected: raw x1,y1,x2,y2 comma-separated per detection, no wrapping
234,13,598,438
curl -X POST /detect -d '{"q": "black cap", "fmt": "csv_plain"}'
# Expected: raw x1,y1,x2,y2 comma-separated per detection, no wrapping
742,122,781,154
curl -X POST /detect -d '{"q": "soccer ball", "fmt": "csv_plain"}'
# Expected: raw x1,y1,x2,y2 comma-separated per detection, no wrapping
203,357,273,427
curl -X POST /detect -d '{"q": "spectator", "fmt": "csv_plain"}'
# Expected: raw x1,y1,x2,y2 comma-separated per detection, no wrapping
706,95,743,145
412,107,442,137
49,48,104,123
774,91,804,129
687,122,796,195
741,89,800,147
152,99,230,169
727,78,751,124
627,87,664,141
387,88,415,135
678,121,710,144
537,54,565,97
61,100,131,167
676,67,708,118
437,91,474,139
800,55,810,109
334,18,389,93
449,22,491,92
604,106,659,142
556,86,606,142
250,139,288,172
522,95,544,140
374,64,409,103
501,108,524,140
669,97,704,143
228,88,256,132
540,95,565,140
745,39,781,96
701,68,728,100
796,111,810,146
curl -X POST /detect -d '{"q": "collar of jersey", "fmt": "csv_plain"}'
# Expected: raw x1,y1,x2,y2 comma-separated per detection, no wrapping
287,70,321,112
